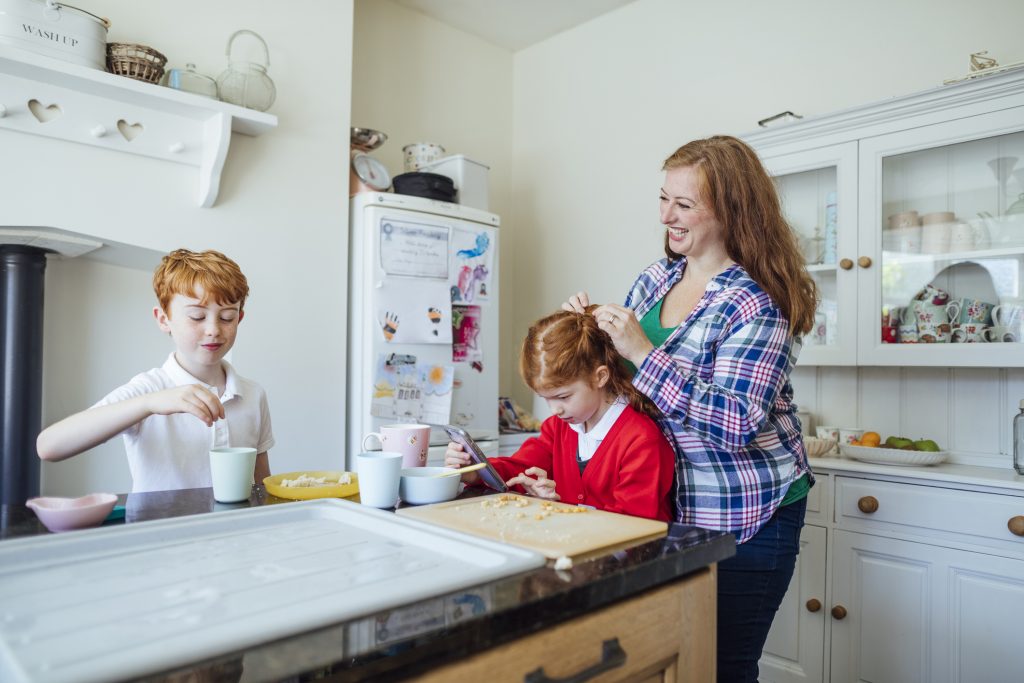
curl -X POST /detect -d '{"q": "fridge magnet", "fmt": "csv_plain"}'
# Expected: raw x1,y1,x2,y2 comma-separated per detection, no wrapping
379,219,450,278
377,279,453,344
450,227,494,302
452,305,483,363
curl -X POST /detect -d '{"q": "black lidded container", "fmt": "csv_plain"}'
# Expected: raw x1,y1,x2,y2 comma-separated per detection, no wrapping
392,172,457,203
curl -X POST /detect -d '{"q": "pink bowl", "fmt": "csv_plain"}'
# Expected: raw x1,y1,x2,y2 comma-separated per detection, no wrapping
26,493,118,532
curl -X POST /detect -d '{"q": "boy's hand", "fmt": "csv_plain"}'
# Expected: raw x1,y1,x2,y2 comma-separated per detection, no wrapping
443,442,479,483
506,467,560,501
146,384,224,426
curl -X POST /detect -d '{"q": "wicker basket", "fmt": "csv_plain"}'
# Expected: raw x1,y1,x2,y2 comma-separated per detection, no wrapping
106,43,167,84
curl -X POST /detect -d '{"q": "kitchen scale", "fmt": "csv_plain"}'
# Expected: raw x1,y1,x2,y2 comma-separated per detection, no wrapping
350,127,391,195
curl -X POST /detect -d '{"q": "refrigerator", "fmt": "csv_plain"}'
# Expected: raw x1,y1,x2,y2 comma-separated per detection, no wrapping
347,192,500,469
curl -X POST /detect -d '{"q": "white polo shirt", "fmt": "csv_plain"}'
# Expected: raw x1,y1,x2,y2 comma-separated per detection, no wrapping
93,353,275,493
569,397,628,462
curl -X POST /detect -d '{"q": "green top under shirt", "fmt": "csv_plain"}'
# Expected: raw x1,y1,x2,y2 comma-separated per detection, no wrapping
631,297,810,506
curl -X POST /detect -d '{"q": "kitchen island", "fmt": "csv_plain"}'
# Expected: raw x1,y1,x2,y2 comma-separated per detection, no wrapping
1,487,734,682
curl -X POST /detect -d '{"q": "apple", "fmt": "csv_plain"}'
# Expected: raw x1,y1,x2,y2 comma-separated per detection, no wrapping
914,439,941,452
899,443,919,451
885,436,913,449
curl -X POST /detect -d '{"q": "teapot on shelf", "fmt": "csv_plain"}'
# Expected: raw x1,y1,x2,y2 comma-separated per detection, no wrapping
216,30,276,112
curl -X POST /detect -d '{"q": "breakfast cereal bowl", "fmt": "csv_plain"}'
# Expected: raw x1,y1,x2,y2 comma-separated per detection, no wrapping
399,467,460,505
26,493,118,532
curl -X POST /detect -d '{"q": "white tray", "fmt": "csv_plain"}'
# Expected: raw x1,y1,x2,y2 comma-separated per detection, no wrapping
0,499,544,683
840,443,948,466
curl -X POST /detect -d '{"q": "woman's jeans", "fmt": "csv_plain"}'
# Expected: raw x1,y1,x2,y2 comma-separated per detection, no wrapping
717,497,807,682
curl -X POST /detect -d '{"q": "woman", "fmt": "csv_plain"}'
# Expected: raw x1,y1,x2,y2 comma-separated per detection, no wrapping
564,135,817,682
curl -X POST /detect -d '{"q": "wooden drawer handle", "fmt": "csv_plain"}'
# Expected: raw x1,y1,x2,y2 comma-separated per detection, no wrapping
839,258,854,270
858,255,872,268
831,605,848,620
1008,516,1024,537
806,598,822,612
858,496,879,513
525,637,626,683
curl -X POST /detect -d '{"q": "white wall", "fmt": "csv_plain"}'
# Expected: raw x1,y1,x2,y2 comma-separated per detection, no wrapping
3,0,354,495
507,0,1024,467
351,0,515,390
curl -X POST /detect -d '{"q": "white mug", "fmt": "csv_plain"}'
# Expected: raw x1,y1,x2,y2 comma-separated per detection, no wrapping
209,447,257,503
355,451,403,508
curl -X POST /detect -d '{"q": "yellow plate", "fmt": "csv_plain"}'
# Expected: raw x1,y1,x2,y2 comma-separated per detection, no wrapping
263,471,359,500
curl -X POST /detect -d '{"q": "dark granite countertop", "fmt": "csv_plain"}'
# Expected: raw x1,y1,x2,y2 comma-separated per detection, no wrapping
2,487,734,682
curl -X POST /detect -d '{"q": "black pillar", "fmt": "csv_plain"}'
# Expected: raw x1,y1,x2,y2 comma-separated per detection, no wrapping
1,246,49,505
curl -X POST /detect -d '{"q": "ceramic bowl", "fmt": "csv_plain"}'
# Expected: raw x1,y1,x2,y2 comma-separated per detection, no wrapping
399,467,460,505
803,436,836,458
26,493,118,532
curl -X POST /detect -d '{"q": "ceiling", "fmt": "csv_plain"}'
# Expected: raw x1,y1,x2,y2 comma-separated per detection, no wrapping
393,0,639,51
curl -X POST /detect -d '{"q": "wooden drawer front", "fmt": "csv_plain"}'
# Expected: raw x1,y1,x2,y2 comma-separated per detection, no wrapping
412,568,716,683
835,477,1024,549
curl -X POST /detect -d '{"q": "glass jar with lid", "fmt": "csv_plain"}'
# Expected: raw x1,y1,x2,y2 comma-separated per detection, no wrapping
162,63,218,99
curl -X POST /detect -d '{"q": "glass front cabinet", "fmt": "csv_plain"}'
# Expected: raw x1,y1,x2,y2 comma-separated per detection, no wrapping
747,68,1024,367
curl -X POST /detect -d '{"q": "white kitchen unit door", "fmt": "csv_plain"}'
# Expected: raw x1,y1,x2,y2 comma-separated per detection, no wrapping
760,524,827,683
857,108,1024,367
765,142,859,366
830,530,934,683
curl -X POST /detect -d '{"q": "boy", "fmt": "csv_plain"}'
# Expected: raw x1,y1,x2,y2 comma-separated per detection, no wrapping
37,249,273,493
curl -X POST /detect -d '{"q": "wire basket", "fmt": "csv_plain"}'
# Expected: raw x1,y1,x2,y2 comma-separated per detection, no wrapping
106,43,168,84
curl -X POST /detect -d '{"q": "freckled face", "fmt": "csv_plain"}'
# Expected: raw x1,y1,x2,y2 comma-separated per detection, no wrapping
659,165,726,258
155,285,243,375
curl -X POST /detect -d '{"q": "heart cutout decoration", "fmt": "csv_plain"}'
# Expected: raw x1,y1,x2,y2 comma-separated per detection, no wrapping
28,99,62,123
116,119,144,142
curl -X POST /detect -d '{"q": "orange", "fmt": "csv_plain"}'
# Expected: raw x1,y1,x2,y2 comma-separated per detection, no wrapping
861,431,881,447
849,439,862,446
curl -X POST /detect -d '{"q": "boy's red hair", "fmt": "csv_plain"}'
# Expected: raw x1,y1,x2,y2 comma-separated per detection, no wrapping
153,249,249,316
519,306,660,420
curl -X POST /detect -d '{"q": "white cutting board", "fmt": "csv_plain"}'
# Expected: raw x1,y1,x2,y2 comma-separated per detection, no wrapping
0,499,544,683
397,494,668,560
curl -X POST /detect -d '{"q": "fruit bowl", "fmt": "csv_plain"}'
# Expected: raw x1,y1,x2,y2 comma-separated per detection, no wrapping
802,436,837,458
840,444,948,466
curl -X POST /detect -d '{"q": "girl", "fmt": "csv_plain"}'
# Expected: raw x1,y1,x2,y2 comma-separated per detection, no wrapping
444,307,675,521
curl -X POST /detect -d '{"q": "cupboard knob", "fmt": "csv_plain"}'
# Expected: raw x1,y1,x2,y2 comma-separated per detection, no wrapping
1008,516,1024,537
858,256,872,268
806,598,822,612
831,605,848,620
858,495,879,513
839,258,853,270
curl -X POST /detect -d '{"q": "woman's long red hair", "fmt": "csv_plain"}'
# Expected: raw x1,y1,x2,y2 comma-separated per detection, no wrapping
662,136,818,335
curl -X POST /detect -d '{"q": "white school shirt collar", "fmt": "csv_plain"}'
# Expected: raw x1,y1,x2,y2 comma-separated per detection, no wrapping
162,352,240,401
569,397,628,462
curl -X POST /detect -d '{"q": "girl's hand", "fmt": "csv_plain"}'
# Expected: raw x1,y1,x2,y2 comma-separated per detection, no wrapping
561,291,591,314
145,384,224,426
444,442,479,483
506,467,560,501
594,303,654,366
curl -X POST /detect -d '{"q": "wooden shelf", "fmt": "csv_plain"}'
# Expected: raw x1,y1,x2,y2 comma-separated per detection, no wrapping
0,45,277,207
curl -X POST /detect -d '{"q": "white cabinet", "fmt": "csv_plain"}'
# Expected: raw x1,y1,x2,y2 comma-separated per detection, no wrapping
831,530,1024,683
747,70,1024,367
761,469,1024,683
830,530,934,683
761,524,827,683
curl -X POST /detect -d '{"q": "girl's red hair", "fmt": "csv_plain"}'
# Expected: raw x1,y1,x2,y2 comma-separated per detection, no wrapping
520,306,659,420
